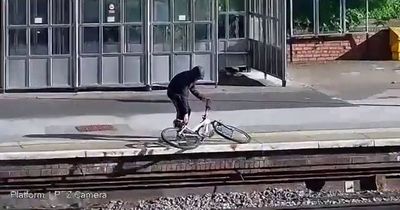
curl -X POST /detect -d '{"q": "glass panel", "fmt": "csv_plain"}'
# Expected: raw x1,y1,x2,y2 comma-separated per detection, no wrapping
292,0,313,35
345,0,367,32
319,0,342,33
124,56,141,83
125,0,142,22
9,29,27,55
154,0,170,22
194,54,211,80
174,54,190,75
152,55,170,83
80,57,99,85
195,24,211,51
31,28,48,55
174,24,190,51
126,26,142,52
9,0,26,25
83,0,100,23
249,15,254,39
195,0,211,21
153,25,171,52
258,0,264,14
53,0,70,24
103,26,121,53
83,27,99,53
8,59,26,88
104,0,120,23
29,59,48,87
229,15,244,38
52,58,70,86
218,0,227,12
229,0,244,11
218,14,226,39
254,17,259,41
102,57,120,84
174,0,190,21
31,0,48,24
53,28,70,54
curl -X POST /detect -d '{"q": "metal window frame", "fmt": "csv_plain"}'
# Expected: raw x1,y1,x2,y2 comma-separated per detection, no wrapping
5,0,73,89
288,0,373,38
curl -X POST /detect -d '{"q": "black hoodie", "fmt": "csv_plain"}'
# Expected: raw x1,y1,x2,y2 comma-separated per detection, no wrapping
167,67,205,100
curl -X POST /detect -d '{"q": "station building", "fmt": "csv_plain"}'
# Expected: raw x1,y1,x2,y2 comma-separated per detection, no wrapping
0,0,286,92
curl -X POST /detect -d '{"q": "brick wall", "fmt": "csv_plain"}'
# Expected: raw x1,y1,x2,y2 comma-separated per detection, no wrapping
287,30,392,63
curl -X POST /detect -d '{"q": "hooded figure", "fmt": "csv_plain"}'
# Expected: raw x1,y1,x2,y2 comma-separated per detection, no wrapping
167,66,209,128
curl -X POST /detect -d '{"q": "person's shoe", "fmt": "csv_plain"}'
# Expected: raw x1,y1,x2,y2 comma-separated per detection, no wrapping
173,119,184,129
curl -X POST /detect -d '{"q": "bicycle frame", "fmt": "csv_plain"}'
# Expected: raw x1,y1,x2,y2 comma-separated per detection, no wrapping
177,102,213,138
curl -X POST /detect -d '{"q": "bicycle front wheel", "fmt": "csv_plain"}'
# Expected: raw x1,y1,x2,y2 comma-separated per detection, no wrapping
161,127,202,149
212,121,251,144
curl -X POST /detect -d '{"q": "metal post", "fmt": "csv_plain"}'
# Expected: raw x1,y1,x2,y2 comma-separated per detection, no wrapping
289,0,293,37
74,0,79,89
144,0,151,88
366,0,369,33
282,0,287,87
214,0,218,87
314,0,319,36
1,0,6,92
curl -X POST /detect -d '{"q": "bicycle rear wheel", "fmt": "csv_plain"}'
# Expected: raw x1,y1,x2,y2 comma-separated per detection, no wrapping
161,127,203,149
212,121,251,144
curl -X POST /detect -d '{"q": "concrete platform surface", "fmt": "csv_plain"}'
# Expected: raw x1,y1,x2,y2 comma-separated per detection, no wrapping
1,128,400,160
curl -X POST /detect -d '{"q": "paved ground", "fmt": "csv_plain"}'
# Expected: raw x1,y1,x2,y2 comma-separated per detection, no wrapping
288,61,400,100
0,60,399,153
1,128,399,160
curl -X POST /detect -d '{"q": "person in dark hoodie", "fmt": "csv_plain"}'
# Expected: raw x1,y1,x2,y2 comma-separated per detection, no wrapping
167,66,210,129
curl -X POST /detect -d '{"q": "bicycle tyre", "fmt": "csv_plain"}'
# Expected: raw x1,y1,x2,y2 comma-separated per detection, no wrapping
212,121,251,144
160,127,202,149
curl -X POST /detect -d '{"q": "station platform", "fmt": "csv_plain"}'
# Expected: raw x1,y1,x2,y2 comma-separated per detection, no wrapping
1,127,400,160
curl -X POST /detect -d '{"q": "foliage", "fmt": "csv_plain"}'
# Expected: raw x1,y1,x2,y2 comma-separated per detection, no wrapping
292,0,400,34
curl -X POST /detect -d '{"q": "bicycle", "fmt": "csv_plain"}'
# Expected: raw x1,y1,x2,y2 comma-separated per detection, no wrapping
161,100,251,149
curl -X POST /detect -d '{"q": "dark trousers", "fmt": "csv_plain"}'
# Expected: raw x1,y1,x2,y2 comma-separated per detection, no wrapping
167,92,191,120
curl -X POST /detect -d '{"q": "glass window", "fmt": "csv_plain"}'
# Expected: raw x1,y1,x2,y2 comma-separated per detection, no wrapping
292,0,314,35
254,17,259,41
104,0,120,23
154,0,170,22
126,26,142,52
53,28,70,54
53,0,70,24
195,0,211,21
103,26,120,53
125,0,142,22
83,0,100,23
153,25,171,52
229,15,244,38
218,14,226,39
174,0,190,21
9,29,27,55
345,0,367,32
31,0,48,24
319,0,342,33
195,24,211,51
174,24,190,51
9,0,26,25
218,0,227,12
229,0,244,12
249,15,254,39
83,27,99,53
31,28,48,55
